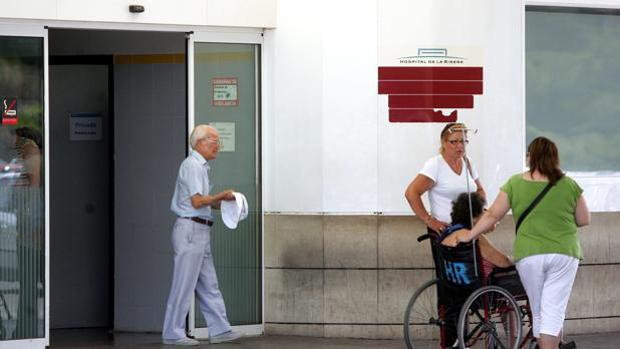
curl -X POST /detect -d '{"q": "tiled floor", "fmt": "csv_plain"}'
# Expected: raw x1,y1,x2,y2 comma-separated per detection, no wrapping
49,329,619,349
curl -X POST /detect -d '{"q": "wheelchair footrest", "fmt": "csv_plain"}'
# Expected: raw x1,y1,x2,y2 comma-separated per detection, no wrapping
532,340,576,349
559,341,576,349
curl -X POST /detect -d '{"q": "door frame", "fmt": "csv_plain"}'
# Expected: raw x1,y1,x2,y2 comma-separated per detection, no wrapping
187,30,264,339
0,23,49,349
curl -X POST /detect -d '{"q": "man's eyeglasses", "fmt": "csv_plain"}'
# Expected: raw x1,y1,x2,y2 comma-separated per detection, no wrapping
205,139,223,147
448,139,469,145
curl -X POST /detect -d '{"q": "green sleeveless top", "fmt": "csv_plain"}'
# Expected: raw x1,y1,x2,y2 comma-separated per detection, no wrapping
500,174,583,262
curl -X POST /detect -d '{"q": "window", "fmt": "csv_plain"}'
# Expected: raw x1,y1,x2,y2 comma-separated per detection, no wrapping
526,6,620,173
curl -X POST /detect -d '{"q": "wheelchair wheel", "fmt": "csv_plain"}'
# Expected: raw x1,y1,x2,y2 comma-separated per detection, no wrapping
457,285,523,349
403,279,442,349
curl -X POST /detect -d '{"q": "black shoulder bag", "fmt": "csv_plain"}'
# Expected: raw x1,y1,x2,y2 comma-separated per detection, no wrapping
515,182,553,233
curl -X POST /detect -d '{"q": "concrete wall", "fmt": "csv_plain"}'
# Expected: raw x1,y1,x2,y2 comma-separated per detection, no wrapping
264,213,620,338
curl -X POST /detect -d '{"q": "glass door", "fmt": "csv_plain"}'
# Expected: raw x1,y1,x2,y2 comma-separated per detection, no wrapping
0,24,48,349
187,31,263,338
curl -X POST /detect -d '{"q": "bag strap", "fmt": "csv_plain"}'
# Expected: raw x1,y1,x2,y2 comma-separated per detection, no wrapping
515,182,553,234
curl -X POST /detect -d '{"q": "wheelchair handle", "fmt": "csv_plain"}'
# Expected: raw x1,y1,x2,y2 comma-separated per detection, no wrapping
417,233,432,242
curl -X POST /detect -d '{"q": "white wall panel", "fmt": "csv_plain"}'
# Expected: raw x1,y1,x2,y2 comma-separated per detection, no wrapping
1,0,277,27
377,0,524,214
477,0,525,208
0,0,56,20
267,0,524,214
322,0,378,213
263,0,324,212
206,0,276,28
57,0,207,25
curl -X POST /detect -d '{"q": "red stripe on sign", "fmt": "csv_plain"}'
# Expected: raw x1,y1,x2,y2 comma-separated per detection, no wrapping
378,67,483,81
378,81,483,95
389,95,473,108
6,100,17,110
389,109,457,123
2,118,18,125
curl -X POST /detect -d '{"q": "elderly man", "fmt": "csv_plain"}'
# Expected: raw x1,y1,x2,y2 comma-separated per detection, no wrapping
162,125,241,345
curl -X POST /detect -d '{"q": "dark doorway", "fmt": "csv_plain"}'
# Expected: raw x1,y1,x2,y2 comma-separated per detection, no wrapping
49,56,113,329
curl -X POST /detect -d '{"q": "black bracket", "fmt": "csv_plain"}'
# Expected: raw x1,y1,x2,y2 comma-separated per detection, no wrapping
129,5,145,13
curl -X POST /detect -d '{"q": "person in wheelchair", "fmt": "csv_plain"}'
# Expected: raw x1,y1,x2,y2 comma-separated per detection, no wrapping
439,192,513,276
435,192,513,348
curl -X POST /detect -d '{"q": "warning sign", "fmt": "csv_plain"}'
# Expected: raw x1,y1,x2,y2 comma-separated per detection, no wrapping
212,78,238,107
1,97,18,125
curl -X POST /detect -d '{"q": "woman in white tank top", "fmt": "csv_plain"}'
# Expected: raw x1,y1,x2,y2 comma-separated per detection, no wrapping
405,122,486,234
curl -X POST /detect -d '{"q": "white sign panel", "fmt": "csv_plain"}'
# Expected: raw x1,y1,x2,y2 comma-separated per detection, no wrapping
69,112,102,141
374,0,523,213
209,122,235,152
264,0,524,213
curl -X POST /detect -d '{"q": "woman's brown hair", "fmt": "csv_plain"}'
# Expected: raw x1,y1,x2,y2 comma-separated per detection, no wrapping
527,137,564,185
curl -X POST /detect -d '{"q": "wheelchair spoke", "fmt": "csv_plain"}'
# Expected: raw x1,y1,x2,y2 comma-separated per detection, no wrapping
471,306,486,323
404,279,442,349
464,321,485,345
490,329,508,349
458,286,523,349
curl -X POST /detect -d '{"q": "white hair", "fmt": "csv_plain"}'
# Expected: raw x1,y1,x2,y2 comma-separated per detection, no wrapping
189,125,217,149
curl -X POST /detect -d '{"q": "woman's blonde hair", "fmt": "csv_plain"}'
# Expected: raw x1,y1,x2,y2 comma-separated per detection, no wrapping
439,122,466,153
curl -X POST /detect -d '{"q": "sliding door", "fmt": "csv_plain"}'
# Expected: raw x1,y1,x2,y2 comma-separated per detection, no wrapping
0,24,48,349
187,31,263,338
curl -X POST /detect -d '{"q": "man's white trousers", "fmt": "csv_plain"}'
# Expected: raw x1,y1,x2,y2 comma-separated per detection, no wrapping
162,218,232,340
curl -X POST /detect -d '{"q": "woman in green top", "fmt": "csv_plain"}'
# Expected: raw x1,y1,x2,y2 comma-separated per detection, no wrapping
442,137,590,349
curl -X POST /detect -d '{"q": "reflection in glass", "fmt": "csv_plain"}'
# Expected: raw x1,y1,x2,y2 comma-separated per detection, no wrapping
0,36,44,340
526,8,620,171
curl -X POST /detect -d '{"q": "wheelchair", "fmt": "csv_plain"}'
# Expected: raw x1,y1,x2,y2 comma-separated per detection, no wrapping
403,233,535,349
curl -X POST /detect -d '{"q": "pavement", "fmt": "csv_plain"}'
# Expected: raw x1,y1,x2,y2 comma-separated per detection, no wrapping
49,329,620,349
